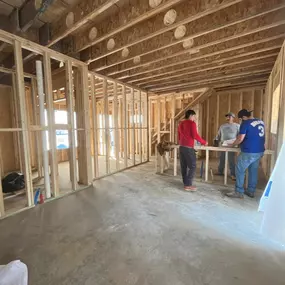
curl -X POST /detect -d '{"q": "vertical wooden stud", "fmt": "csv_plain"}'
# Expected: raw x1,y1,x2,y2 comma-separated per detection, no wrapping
123,85,128,168
14,40,33,206
139,90,143,163
224,151,228,185
90,75,99,178
66,60,77,189
205,149,209,182
131,88,136,165
103,79,110,174
174,147,177,176
113,82,120,171
43,52,59,196
206,99,210,142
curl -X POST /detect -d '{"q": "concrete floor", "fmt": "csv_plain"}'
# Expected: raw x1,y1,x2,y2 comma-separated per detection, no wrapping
0,162,284,285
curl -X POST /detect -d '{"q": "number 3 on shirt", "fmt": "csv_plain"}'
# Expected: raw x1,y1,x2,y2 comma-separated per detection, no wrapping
258,125,265,137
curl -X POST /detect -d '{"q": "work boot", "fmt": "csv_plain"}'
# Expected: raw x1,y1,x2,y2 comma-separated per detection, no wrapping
244,191,255,198
225,191,244,198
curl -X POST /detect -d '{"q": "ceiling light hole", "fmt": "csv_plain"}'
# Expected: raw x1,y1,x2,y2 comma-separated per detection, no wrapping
122,48,130,58
66,12,74,28
182,38,194,49
107,38,115,51
89,27,98,41
164,9,177,26
133,56,141,64
174,25,187,39
149,0,162,8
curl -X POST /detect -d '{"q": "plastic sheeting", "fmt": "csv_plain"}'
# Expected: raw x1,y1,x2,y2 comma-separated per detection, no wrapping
260,142,285,246
0,260,28,285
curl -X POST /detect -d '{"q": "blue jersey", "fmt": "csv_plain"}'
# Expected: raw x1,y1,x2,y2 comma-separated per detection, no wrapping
239,118,265,153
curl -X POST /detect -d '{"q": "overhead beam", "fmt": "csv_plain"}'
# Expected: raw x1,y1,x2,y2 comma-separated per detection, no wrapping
84,0,241,62
44,0,121,47
76,0,185,52
151,70,271,93
131,51,279,85
117,34,284,81
142,61,275,89
94,6,285,74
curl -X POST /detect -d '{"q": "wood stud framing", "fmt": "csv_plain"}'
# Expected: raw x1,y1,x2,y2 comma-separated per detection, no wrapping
0,29,148,219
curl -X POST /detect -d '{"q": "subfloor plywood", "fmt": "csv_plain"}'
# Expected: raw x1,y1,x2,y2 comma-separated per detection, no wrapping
0,162,284,285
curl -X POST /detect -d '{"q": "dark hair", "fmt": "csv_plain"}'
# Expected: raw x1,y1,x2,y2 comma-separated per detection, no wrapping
185,109,196,119
238,109,252,119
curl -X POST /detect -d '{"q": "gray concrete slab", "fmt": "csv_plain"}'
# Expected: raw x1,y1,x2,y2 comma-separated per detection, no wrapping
0,162,284,285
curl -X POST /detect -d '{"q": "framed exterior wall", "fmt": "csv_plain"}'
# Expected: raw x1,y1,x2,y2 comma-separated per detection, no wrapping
262,41,285,176
0,29,149,219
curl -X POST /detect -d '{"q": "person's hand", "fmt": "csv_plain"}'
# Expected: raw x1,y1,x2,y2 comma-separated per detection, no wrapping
204,142,208,146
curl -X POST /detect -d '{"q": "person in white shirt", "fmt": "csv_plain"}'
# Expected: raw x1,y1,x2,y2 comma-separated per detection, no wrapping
214,112,240,180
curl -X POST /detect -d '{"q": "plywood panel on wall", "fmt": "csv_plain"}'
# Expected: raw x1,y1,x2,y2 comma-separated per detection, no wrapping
242,90,254,111
0,85,16,173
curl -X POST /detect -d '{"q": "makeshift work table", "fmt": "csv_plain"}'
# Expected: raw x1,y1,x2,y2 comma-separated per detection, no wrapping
156,145,275,186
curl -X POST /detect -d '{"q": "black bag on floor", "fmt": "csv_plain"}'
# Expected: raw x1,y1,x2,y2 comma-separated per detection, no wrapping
1,172,25,194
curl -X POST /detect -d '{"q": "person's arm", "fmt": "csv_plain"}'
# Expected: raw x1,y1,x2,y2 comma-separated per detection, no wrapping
215,126,222,141
231,123,246,146
190,121,208,145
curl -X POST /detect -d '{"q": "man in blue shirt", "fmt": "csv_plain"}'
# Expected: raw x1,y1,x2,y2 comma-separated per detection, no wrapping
226,109,265,199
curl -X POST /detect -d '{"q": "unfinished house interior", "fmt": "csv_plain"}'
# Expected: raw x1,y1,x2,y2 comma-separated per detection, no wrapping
0,0,285,284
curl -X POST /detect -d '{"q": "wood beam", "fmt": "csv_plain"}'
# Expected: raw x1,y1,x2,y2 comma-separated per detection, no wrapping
130,51,278,85
119,34,284,81
76,0,185,52
47,0,120,48
14,41,34,206
85,0,241,62
155,74,269,94
43,52,59,197
65,60,77,190
140,57,276,89
92,3,285,73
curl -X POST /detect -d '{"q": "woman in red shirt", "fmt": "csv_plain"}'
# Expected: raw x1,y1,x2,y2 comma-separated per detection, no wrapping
178,110,208,191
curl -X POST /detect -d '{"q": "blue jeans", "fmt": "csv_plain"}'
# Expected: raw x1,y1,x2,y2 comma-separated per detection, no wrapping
218,151,235,176
235,152,264,194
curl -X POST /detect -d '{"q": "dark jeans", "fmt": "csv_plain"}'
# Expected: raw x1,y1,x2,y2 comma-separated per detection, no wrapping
179,146,196,186
218,151,236,176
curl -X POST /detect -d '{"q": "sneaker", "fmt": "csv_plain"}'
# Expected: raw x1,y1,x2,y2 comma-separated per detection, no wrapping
225,191,244,198
184,186,197,192
244,191,255,198
230,175,236,181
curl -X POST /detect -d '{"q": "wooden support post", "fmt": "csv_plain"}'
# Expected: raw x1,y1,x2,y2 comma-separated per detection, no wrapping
31,78,43,177
224,151,228,185
163,97,166,130
139,90,142,164
228,93,231,112
43,52,59,197
206,99,210,142
14,40,33,206
251,90,255,111
260,90,264,119
103,79,110,174
113,82,120,171
123,85,128,168
216,94,220,158
205,149,209,182
0,147,4,217
66,60,77,189
239,92,243,109
11,75,22,172
131,88,136,165
75,66,92,185
173,147,177,176
171,95,176,143
90,75,99,178
148,96,152,159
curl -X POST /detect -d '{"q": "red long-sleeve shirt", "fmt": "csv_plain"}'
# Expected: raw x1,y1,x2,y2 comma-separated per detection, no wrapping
178,120,207,147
